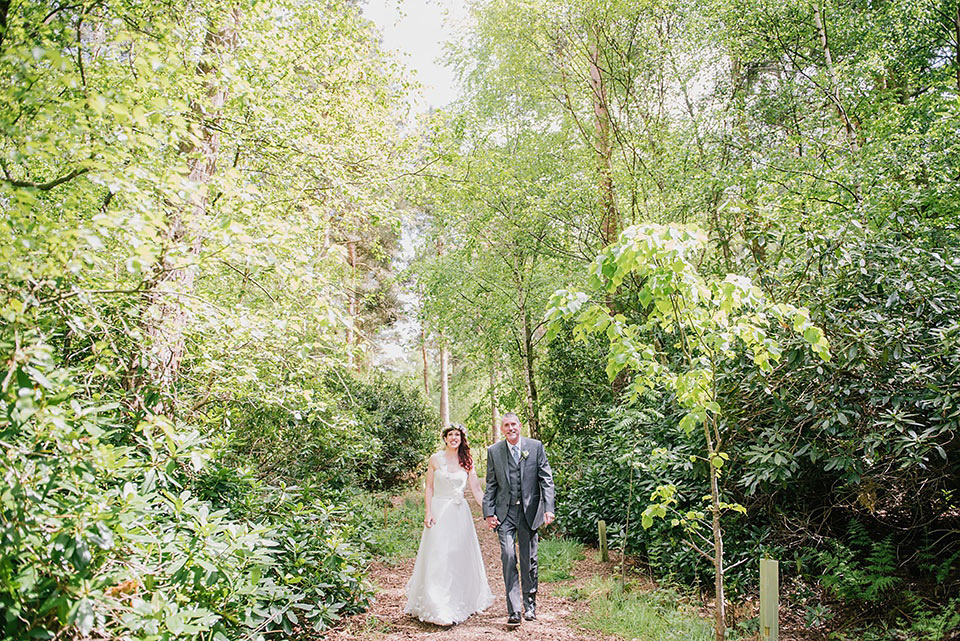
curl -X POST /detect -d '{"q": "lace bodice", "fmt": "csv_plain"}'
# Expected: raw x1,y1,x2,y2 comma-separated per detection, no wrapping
433,453,467,501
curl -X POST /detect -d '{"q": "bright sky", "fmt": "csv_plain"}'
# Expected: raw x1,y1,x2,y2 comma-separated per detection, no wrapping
362,0,468,111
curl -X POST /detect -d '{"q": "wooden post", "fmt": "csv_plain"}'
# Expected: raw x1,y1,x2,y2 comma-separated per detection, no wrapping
760,558,779,641
598,520,608,562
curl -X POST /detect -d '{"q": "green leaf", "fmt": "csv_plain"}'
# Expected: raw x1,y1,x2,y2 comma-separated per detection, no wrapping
654,297,673,316
68,598,95,635
638,287,653,309
88,94,107,114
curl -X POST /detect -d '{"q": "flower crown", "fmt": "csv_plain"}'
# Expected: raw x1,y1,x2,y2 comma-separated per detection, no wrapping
443,423,468,437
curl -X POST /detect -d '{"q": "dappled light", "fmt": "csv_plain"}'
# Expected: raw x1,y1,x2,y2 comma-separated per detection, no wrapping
2,1,958,640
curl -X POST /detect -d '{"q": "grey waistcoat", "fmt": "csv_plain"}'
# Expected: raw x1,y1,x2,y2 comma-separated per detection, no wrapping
508,449,521,504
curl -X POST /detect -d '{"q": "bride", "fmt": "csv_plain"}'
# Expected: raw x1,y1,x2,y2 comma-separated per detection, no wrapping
404,424,494,625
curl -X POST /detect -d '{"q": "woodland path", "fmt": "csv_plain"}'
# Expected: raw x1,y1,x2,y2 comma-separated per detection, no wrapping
325,500,623,641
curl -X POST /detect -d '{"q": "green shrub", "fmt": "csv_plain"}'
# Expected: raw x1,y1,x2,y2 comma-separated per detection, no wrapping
552,410,722,591
540,323,614,442
0,330,372,640
218,400,378,493
326,371,437,491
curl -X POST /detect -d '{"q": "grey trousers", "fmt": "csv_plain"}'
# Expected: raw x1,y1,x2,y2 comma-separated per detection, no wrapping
497,504,538,615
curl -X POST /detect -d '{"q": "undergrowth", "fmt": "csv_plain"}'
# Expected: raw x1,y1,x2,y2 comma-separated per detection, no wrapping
559,576,712,641
361,493,424,562
539,537,586,581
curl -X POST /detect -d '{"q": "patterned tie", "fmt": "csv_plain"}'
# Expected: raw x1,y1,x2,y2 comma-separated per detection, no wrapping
511,444,520,463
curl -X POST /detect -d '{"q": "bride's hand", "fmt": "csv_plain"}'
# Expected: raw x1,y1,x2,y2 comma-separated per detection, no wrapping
424,513,436,528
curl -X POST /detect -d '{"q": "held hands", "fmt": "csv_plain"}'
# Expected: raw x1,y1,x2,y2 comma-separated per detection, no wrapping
424,513,436,528
485,513,554,530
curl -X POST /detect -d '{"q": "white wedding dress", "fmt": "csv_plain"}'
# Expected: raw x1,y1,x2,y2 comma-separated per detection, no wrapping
404,453,494,625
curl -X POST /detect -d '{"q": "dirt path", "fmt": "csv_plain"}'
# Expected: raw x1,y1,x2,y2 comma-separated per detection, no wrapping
325,504,620,641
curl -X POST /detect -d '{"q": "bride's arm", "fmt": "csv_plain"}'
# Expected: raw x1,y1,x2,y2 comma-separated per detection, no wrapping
423,454,437,528
467,467,484,506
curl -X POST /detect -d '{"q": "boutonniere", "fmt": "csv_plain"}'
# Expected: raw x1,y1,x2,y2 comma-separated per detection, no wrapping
521,450,529,460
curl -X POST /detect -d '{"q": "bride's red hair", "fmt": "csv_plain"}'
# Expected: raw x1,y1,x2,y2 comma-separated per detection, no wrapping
442,425,473,471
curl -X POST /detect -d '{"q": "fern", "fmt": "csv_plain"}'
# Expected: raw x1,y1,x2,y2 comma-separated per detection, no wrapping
903,596,960,641
816,522,902,603
934,548,960,585
861,535,900,600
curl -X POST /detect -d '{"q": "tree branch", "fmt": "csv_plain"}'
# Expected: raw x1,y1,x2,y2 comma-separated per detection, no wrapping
0,0,11,50
0,159,91,190
684,537,714,562
218,259,277,303
37,285,148,306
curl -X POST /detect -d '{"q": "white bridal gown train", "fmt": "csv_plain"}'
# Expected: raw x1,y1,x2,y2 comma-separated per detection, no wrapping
404,453,494,625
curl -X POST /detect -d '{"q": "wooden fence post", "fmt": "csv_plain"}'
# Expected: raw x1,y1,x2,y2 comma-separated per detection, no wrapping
598,520,608,562
760,557,779,641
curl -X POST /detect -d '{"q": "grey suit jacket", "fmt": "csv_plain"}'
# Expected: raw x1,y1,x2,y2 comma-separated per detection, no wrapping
482,437,555,531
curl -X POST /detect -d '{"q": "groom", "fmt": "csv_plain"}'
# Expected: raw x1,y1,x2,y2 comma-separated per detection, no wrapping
483,412,555,626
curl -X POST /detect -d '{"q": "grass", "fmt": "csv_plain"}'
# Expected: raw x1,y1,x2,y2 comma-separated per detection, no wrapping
362,492,424,562
539,536,586,581
574,576,714,641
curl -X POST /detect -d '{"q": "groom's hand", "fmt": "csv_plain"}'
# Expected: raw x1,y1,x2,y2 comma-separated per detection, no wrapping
486,515,499,530
543,512,555,527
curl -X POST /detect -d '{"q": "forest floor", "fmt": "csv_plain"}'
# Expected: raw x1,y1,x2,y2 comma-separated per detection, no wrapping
324,500,627,641
324,498,816,641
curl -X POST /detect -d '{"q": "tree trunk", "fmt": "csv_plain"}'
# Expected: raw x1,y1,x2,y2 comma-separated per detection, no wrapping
439,343,450,428
704,419,727,641
140,8,240,409
520,309,540,439
346,239,358,369
711,463,727,641
954,4,960,92
588,25,619,246
490,359,500,443
812,1,858,153
435,238,448,426
421,329,430,396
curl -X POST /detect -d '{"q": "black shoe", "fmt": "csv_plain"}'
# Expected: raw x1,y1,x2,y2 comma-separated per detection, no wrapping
523,607,536,621
507,613,521,626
